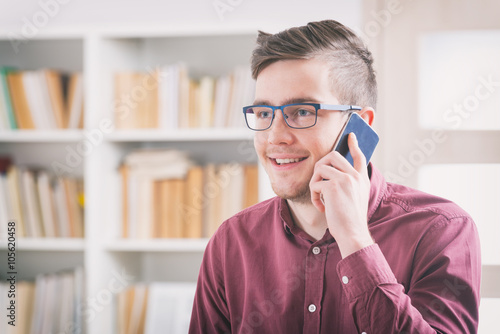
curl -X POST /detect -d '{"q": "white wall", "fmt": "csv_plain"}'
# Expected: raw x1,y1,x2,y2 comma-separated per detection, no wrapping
0,0,362,33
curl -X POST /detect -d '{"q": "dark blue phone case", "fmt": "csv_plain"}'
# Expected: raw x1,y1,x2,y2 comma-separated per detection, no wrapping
334,113,379,166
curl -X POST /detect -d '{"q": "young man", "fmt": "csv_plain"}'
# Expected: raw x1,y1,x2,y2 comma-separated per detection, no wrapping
189,20,481,333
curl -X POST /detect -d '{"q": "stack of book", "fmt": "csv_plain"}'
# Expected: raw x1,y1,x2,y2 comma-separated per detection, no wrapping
119,149,258,239
113,64,254,129
116,282,196,334
0,67,84,130
0,267,84,334
0,160,84,239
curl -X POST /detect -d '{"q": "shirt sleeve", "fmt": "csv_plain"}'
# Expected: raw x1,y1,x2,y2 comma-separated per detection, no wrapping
189,226,231,334
336,216,481,334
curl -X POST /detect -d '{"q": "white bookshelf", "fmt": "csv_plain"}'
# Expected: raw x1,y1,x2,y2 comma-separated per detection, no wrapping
104,238,209,252
0,24,275,334
0,129,84,142
0,238,85,251
107,128,254,142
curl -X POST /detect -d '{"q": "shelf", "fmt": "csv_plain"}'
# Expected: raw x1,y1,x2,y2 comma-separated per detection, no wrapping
107,128,254,142
104,238,209,252
0,130,83,142
0,129,254,143
0,22,278,40
0,238,85,251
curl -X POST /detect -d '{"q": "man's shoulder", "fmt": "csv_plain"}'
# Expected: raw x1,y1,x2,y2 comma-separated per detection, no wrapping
215,196,282,235
232,196,281,220
383,181,472,222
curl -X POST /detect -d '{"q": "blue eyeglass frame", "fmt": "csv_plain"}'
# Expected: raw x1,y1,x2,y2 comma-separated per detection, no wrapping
242,103,362,131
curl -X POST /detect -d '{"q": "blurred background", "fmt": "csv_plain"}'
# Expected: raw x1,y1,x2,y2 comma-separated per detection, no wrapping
0,0,498,333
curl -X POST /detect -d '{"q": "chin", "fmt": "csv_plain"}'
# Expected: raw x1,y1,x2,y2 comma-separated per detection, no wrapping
272,183,311,203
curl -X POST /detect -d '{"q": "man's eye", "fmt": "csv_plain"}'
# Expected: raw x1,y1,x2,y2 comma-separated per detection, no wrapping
297,109,313,116
257,111,272,118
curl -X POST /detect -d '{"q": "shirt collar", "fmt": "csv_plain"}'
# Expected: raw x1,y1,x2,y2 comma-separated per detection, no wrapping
279,162,387,234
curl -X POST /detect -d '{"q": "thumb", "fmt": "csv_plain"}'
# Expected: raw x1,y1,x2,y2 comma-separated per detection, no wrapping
348,132,368,175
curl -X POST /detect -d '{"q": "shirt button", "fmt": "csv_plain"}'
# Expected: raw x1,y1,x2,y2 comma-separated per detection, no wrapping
312,246,321,255
308,304,316,313
342,276,349,284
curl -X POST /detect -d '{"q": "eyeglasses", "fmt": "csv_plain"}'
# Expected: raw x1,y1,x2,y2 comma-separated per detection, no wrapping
242,103,361,131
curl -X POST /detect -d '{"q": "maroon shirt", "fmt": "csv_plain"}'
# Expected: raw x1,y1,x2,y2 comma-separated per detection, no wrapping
190,164,481,333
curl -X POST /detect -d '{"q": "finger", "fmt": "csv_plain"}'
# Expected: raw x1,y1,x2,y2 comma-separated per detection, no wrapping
309,181,326,212
348,132,368,176
315,150,355,176
310,163,348,212
310,160,344,184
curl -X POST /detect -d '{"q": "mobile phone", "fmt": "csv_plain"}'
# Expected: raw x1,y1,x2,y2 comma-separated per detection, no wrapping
333,112,379,166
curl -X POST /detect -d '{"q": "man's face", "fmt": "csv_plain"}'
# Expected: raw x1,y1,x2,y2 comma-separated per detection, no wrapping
254,58,349,203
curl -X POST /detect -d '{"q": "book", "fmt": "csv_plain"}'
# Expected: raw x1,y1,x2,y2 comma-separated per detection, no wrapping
169,178,185,238
120,164,129,238
6,71,35,129
183,166,203,238
143,282,196,334
198,76,215,128
53,177,71,238
213,74,231,128
6,166,26,237
64,178,84,238
16,281,35,334
120,149,258,239
23,70,57,130
203,163,220,238
0,174,8,240
26,268,83,334
114,282,197,334
113,63,253,130
5,170,85,239
116,284,150,334
1,69,82,130
66,73,84,129
36,171,57,238
178,64,190,128
45,70,66,129
19,168,44,237
155,178,184,238
0,74,10,130
114,71,158,129
0,67,18,129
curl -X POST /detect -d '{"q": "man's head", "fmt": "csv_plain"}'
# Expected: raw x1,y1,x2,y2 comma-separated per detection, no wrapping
250,20,377,203
251,19,377,110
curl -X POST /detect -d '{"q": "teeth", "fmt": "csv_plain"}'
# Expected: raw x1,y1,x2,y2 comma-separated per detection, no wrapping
275,158,302,165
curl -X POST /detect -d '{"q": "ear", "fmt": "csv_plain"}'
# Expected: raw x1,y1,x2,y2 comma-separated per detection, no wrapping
359,107,375,126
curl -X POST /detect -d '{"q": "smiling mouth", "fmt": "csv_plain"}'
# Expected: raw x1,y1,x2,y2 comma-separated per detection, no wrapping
271,157,307,166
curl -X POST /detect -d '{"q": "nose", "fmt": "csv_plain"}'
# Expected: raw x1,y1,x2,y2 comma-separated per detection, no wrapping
267,108,293,145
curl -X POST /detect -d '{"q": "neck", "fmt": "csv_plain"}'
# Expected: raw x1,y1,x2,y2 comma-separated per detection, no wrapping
287,199,327,241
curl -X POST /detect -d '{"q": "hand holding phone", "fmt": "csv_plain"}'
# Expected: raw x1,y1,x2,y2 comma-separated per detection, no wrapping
333,112,379,166
312,112,376,255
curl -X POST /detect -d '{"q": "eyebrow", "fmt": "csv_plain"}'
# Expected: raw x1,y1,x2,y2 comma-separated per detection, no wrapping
252,97,321,106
